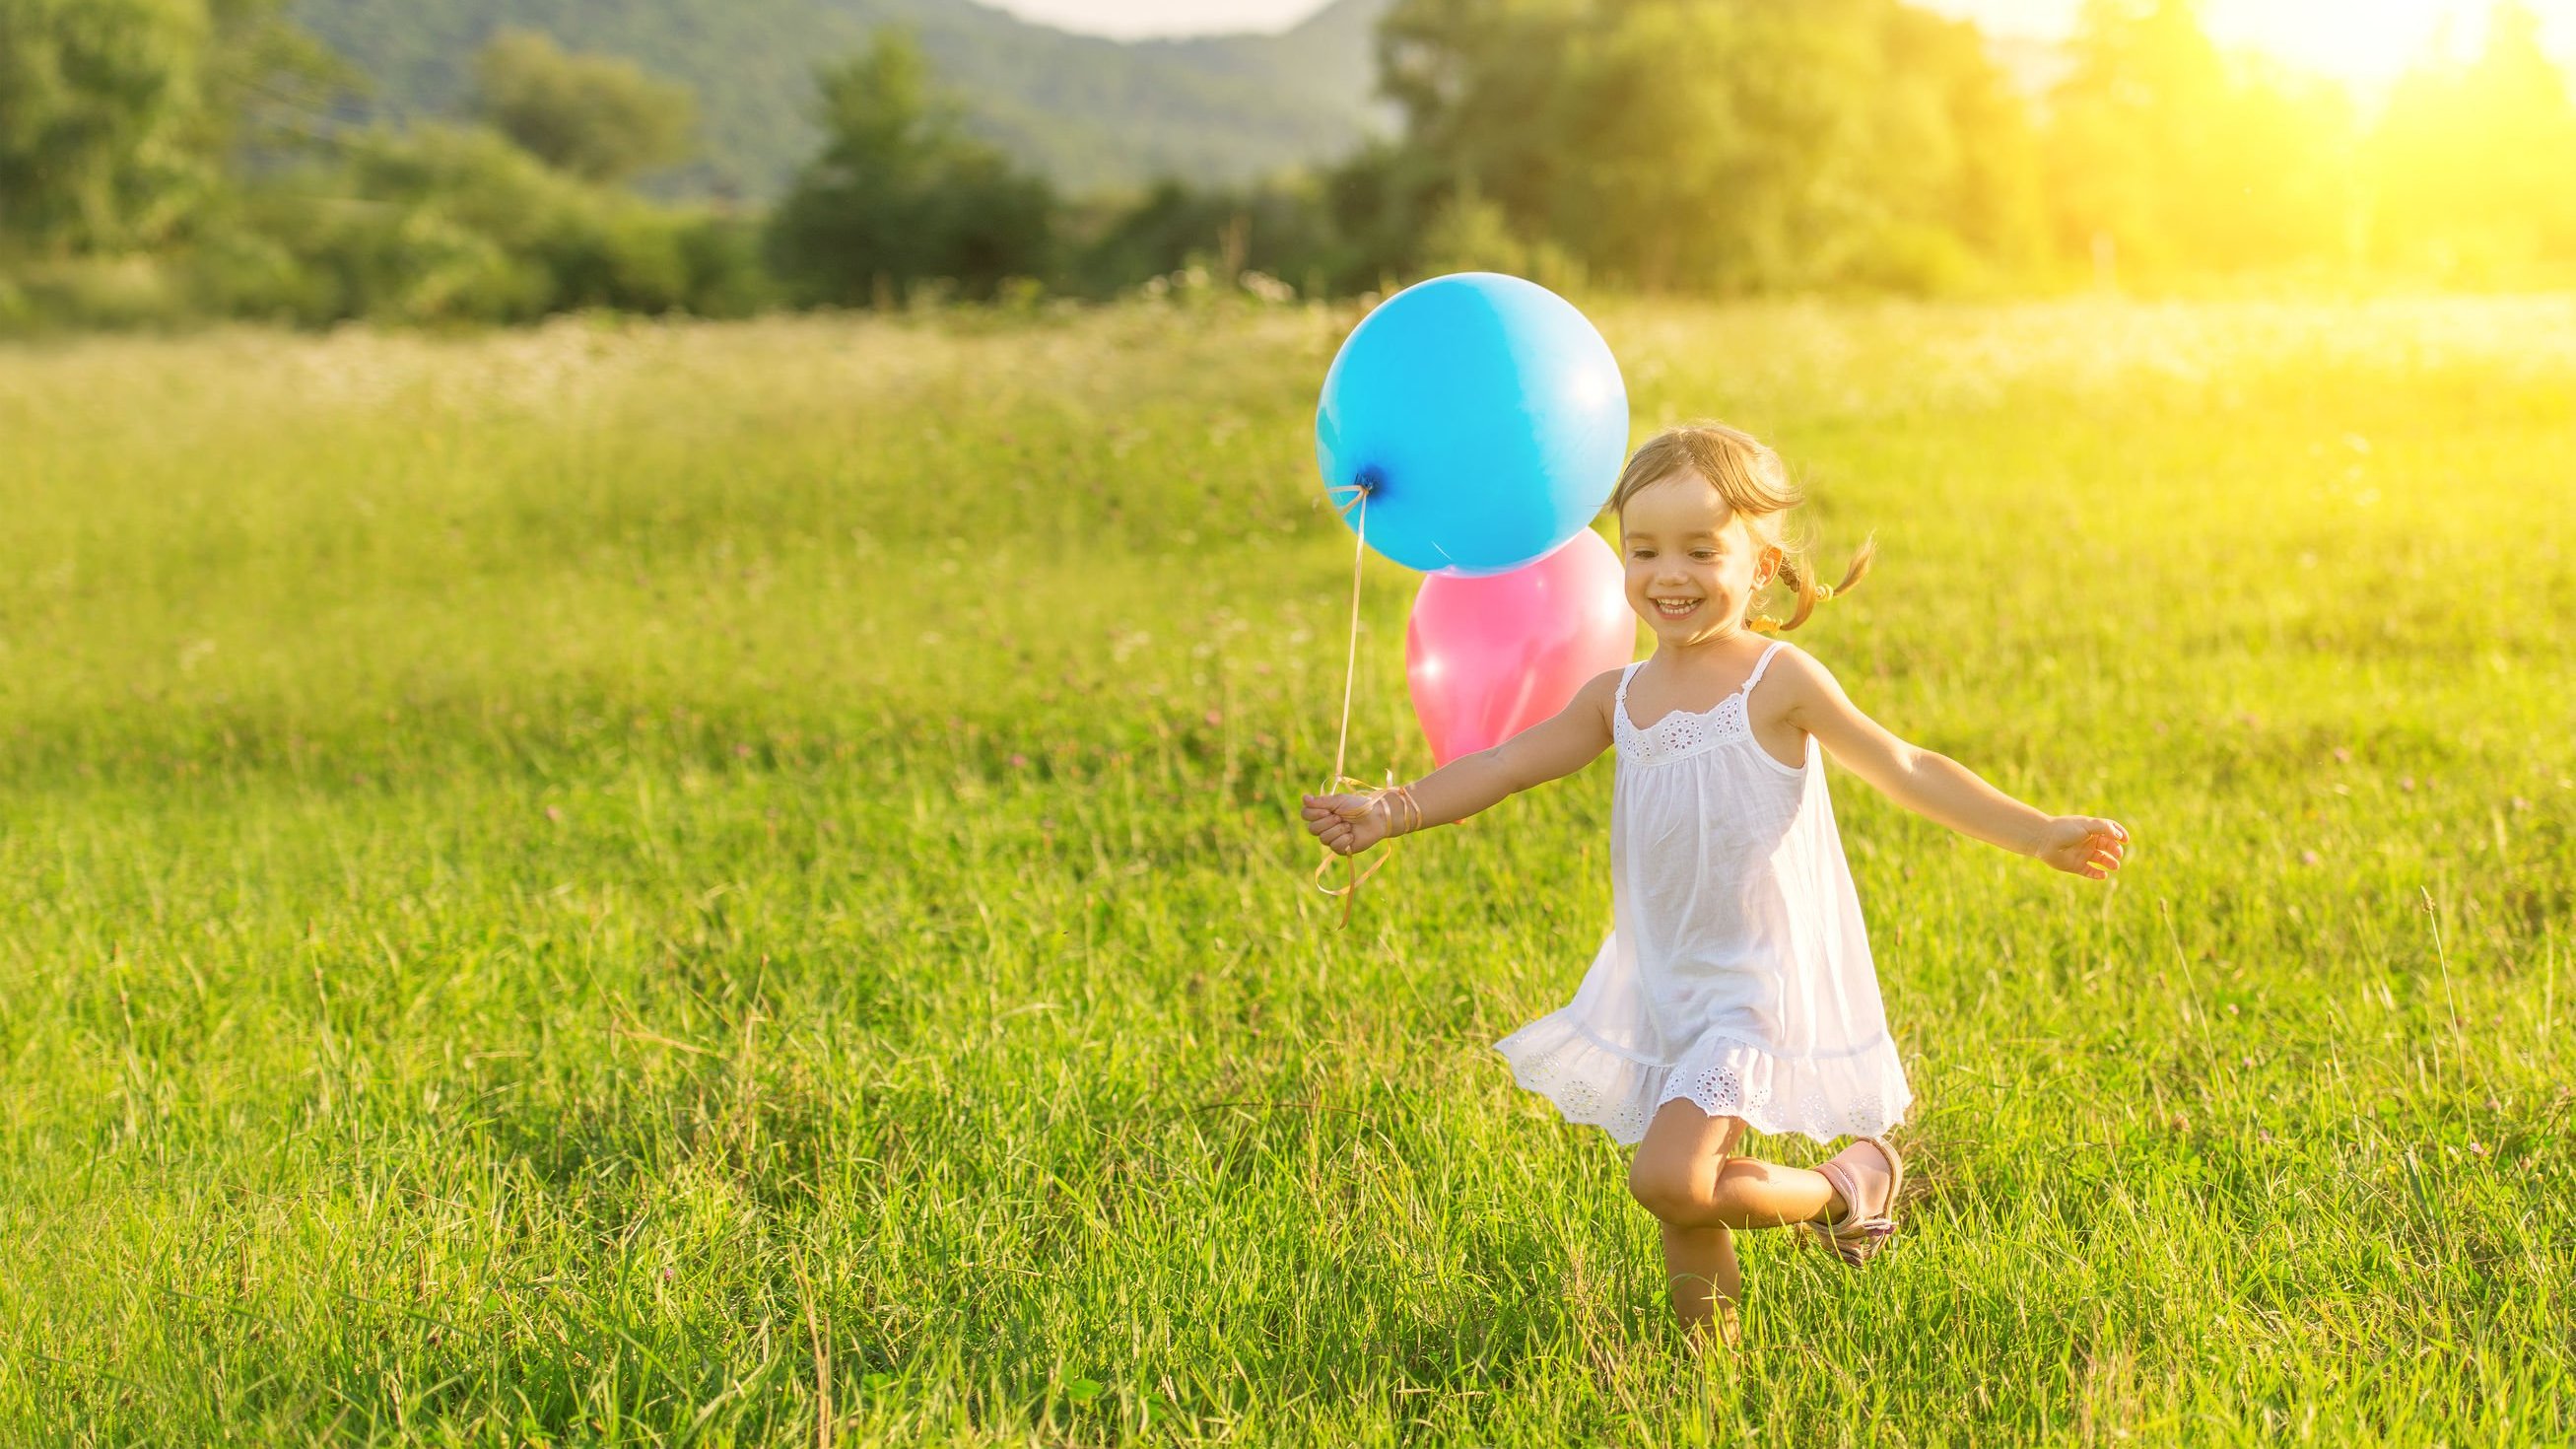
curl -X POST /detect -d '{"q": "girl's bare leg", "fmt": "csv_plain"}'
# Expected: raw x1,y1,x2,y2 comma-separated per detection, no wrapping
1658,1219,1742,1340
1629,1100,1899,1332
1630,1103,1760,1338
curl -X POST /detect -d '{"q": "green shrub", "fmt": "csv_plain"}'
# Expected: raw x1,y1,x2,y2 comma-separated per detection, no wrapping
185,126,773,325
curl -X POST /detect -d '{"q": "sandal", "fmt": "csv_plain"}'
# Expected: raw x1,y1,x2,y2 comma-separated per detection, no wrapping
1802,1136,1904,1266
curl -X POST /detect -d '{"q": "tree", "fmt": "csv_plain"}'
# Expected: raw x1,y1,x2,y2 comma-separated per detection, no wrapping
1865,3,2050,282
2369,0,2576,276
1069,174,1349,298
2042,0,2350,280
472,28,695,185
207,122,768,325
0,0,330,254
766,32,1052,305
1367,0,2045,293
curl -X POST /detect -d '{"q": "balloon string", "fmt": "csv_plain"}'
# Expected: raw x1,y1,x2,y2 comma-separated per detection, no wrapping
1330,487,1364,789
1315,483,1401,928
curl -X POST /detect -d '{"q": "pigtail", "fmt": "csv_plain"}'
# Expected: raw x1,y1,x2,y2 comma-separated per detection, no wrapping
1760,534,1876,633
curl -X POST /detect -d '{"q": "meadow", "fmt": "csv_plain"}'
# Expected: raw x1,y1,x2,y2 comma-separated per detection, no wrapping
1,290,2570,1445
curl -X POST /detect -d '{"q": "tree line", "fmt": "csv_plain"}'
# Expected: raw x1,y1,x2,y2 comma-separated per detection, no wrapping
5,0,2575,330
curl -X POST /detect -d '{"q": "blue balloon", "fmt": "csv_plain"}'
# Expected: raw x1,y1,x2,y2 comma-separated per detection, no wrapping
1316,272,1628,576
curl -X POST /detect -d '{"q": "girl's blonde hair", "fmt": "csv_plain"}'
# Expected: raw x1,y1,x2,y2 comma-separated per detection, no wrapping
1608,422,1875,633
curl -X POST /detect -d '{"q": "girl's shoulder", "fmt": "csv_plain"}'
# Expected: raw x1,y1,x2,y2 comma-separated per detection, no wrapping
1579,659,1634,707
1747,637,1848,712
1753,636,1832,683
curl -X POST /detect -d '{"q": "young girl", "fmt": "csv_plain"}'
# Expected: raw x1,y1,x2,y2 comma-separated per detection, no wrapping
1302,422,2128,1339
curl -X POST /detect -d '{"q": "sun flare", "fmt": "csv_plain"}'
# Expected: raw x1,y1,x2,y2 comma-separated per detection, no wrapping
1959,0,2576,89
2207,0,2476,86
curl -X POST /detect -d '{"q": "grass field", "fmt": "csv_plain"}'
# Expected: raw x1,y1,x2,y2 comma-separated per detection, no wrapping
2,292,2571,1445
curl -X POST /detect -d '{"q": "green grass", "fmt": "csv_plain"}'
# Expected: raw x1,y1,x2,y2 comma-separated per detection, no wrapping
2,293,2571,1445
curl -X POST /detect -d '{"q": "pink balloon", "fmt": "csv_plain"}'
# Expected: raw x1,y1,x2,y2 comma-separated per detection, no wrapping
1406,527,1636,767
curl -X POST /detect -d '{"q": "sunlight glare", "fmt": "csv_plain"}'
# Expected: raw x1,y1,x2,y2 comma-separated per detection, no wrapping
1940,0,2576,91
2204,0,2479,86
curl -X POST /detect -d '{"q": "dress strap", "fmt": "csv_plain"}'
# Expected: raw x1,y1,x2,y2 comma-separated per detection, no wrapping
1616,661,1643,705
1739,641,1788,697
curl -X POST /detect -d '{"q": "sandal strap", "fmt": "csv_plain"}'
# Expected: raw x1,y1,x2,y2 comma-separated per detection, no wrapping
1863,1135,1905,1216
1813,1160,1862,1232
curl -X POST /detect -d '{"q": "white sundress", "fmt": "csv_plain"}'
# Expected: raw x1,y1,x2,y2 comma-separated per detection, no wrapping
1494,642,1913,1146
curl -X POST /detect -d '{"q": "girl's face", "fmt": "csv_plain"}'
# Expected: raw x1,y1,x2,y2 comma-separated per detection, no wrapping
1618,473,1780,648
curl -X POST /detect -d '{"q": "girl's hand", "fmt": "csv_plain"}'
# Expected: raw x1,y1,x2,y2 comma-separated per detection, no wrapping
2036,816,2129,879
1301,792,1390,856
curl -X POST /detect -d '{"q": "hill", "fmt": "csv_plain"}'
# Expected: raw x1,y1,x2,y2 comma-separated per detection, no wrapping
290,0,1393,198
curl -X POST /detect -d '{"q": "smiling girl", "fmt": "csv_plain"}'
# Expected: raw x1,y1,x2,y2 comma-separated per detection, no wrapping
1302,421,2128,1341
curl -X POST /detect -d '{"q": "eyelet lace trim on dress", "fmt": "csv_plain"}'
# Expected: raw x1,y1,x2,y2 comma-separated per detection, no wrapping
1495,1019,1906,1145
1615,690,1756,767
1612,648,1785,767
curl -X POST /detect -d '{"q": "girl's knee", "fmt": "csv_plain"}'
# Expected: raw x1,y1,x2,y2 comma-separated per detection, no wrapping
1629,1105,1750,1223
1627,1154,1725,1223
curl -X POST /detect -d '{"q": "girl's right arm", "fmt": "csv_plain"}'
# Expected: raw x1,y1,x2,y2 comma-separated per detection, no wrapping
1302,666,1621,856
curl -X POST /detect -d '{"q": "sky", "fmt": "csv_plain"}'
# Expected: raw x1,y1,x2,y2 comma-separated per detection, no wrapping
984,0,2576,83
983,0,1323,38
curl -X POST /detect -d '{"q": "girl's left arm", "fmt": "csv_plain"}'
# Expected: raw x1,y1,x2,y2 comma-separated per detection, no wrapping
1772,648,2130,880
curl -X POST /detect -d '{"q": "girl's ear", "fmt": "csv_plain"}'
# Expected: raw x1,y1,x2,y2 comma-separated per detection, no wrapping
1755,545,1784,587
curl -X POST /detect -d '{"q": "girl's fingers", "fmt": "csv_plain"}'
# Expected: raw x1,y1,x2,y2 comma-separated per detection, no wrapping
1303,794,1374,821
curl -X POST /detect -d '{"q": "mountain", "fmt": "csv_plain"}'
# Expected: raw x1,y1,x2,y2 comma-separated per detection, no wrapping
289,0,1394,198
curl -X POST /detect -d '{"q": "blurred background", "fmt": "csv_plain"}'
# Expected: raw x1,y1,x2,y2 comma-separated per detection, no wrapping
6,0,2576,329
